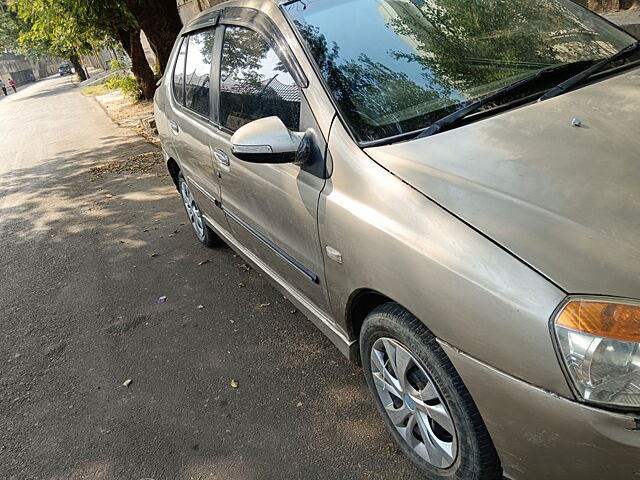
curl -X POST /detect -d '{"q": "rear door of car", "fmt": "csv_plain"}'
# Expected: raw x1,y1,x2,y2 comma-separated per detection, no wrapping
166,26,227,229
207,8,333,314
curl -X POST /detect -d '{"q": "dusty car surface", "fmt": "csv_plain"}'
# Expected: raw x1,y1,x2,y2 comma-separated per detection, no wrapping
154,0,640,478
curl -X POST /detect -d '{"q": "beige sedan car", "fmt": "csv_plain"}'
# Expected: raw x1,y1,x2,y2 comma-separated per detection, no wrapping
154,0,640,478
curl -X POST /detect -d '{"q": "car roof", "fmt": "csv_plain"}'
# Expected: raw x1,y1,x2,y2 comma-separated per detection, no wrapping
183,0,292,33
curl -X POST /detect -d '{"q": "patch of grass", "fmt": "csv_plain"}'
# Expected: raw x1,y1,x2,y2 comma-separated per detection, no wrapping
106,75,141,102
81,83,116,97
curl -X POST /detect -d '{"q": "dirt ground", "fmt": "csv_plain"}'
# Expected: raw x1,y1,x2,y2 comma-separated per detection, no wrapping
1,67,423,480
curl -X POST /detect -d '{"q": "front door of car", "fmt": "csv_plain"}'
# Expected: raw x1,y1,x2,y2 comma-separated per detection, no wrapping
209,24,331,313
168,28,226,229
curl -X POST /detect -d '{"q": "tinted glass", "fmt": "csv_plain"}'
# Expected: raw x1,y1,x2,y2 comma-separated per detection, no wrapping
285,0,634,142
172,38,187,105
220,26,301,132
185,29,215,117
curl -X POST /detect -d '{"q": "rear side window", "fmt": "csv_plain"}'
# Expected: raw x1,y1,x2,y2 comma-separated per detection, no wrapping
219,26,301,132
184,29,215,117
172,39,187,105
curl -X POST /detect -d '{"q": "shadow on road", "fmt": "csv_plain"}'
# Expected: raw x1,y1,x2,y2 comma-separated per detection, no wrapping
0,137,419,479
14,86,75,101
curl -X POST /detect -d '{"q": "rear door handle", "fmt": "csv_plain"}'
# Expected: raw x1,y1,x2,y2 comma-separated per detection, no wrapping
214,148,230,167
169,120,179,135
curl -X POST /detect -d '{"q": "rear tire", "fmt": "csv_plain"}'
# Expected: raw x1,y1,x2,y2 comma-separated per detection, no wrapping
178,174,223,248
360,303,502,480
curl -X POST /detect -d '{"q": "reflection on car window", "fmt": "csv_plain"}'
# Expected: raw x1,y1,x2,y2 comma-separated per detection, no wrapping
173,38,187,106
220,26,301,132
285,0,634,142
185,29,215,117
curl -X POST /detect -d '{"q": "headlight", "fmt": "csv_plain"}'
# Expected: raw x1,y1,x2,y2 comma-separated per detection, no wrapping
553,298,640,409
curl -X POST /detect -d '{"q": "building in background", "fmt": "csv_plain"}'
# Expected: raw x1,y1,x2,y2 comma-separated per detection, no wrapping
0,52,62,86
81,47,118,72
0,53,34,85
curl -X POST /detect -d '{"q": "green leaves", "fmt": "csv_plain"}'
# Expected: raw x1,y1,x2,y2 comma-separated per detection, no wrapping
10,0,130,58
0,1,24,53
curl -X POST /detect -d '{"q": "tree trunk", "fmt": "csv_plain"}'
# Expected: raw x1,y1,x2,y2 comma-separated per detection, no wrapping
125,0,183,74
117,27,156,100
69,55,87,81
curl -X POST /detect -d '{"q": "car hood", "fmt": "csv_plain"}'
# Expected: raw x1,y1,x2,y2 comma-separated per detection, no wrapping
365,68,640,299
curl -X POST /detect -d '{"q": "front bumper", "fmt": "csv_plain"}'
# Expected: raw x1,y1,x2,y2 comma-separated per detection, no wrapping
441,342,640,480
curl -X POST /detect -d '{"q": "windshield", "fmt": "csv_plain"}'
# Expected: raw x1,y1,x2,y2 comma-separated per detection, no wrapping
284,0,635,143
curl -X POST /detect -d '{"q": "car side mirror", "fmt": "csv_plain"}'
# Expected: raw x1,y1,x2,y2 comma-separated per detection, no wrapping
231,116,310,165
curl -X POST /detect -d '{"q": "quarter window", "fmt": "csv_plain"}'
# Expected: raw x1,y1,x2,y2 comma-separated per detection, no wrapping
172,38,187,105
220,26,301,132
184,29,215,117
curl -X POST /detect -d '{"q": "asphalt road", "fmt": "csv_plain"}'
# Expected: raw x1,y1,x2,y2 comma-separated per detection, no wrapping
0,76,422,479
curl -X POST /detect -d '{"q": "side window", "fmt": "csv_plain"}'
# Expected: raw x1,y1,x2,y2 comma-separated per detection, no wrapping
172,38,187,105
184,29,215,117
220,26,301,132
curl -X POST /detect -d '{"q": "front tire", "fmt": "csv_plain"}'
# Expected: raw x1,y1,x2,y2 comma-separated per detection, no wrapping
178,174,223,248
360,303,502,480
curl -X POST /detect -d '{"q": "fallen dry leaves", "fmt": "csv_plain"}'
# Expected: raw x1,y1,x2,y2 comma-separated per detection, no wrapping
89,152,162,177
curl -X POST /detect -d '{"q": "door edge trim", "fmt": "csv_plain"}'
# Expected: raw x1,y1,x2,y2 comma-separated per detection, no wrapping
187,176,222,208
187,175,319,285
222,206,320,284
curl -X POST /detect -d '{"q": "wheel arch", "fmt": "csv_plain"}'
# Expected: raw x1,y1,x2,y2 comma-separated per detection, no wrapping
346,289,407,363
167,157,180,190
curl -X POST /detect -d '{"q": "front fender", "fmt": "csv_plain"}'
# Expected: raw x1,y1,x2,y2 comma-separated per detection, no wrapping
319,120,570,397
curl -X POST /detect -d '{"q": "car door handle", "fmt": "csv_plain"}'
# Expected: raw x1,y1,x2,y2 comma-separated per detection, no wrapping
169,120,179,135
214,148,230,167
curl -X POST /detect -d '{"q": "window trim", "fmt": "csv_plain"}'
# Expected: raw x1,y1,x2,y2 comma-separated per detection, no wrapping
210,8,329,179
182,29,217,120
216,23,303,135
210,25,224,127
221,7,308,89
183,10,221,35
171,36,187,107
171,28,219,125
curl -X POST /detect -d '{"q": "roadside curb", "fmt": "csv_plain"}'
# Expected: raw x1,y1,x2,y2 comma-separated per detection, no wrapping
89,90,160,147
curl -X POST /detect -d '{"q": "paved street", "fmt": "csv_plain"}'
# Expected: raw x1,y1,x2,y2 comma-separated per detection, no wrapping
0,77,422,479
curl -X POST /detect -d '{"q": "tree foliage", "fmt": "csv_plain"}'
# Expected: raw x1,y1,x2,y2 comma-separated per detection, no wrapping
385,0,616,94
0,1,21,53
9,0,160,97
12,0,107,60
9,0,182,97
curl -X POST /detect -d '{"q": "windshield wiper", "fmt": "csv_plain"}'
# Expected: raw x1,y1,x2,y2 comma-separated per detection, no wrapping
416,61,591,139
539,41,640,102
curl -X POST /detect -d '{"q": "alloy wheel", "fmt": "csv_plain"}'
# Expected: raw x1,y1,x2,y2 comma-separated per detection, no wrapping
180,180,205,239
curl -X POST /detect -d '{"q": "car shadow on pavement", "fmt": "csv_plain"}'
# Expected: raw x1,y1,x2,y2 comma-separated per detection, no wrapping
0,140,422,479
11,81,76,101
